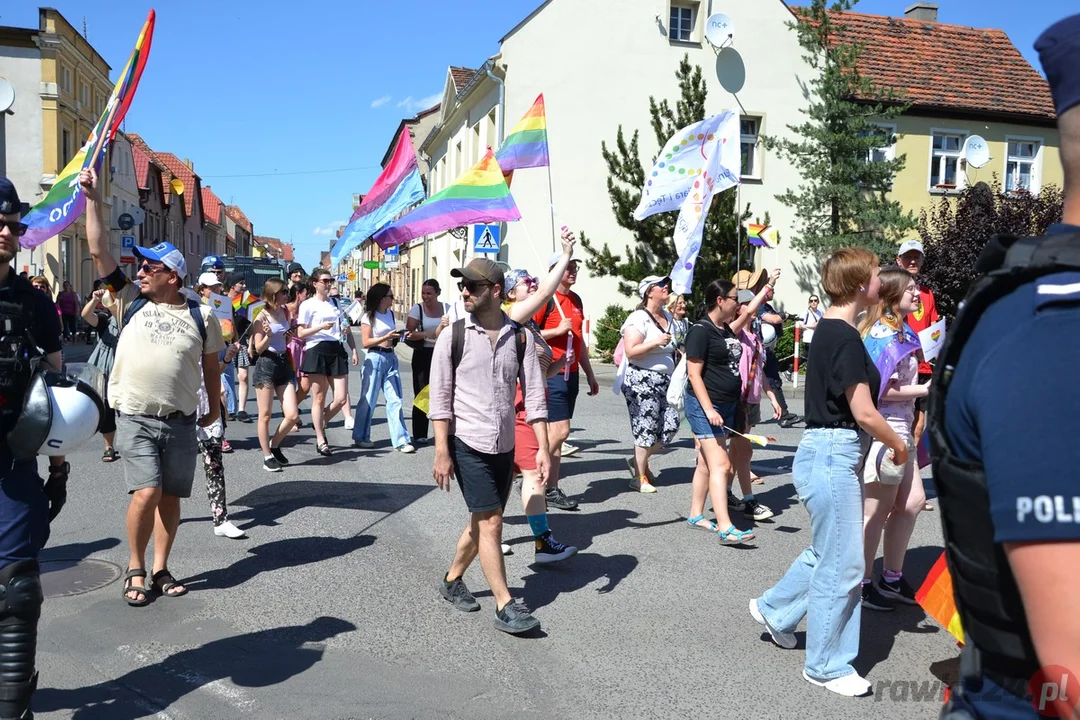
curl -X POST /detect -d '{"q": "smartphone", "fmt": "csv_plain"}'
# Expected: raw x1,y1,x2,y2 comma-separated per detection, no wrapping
398,330,408,343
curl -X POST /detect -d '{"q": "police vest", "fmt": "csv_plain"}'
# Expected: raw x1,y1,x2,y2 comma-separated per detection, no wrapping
0,274,46,440
929,231,1080,695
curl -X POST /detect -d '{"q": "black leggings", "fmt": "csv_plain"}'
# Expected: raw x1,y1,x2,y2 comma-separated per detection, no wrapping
411,347,434,439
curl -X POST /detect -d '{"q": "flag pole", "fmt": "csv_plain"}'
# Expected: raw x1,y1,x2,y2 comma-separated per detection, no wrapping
514,217,568,322
546,165,557,254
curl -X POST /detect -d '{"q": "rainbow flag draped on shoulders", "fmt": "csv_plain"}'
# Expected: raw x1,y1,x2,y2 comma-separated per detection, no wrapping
373,150,520,249
495,94,549,175
21,11,155,249
863,318,922,403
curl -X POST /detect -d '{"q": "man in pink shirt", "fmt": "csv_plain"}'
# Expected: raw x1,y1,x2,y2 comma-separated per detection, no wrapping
429,258,550,635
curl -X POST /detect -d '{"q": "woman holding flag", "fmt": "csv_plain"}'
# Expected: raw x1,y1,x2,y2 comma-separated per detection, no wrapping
858,267,928,611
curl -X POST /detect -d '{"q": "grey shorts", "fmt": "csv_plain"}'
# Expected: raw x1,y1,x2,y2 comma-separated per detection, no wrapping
114,412,199,497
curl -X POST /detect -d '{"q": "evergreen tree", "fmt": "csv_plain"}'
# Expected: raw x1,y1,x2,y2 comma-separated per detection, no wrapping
579,55,750,309
765,0,917,258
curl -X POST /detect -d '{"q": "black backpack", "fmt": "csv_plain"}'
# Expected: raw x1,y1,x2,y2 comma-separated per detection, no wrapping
121,295,207,345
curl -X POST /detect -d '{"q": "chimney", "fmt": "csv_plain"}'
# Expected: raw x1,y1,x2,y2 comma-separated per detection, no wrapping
904,2,938,21
183,158,194,170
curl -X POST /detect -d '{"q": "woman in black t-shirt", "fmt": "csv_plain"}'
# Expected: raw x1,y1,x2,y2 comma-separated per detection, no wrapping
684,271,778,544
749,249,907,697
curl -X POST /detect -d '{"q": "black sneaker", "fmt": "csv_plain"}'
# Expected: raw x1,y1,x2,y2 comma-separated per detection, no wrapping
778,414,803,428
534,532,577,565
440,577,480,612
727,491,746,512
235,410,253,424
263,457,282,473
545,487,579,511
861,582,895,612
743,498,775,521
878,577,918,605
270,447,289,465
494,600,540,634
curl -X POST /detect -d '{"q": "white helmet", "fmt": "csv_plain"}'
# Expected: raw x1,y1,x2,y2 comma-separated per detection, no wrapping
761,323,778,349
7,364,104,462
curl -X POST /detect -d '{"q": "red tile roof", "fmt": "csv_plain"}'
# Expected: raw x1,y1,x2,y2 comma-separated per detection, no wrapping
823,9,1055,121
449,66,477,91
254,235,294,262
130,142,151,189
224,205,252,233
201,186,224,226
155,152,202,219
127,133,180,208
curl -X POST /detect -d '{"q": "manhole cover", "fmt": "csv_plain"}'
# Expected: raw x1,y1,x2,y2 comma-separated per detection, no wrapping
40,559,122,598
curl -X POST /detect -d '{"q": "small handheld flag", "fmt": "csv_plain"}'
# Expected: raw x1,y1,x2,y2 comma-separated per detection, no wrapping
746,223,780,249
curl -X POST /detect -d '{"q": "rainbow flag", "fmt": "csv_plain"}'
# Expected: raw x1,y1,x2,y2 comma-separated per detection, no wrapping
747,223,780,249
916,552,964,644
373,150,520,249
21,11,155,249
495,94,549,172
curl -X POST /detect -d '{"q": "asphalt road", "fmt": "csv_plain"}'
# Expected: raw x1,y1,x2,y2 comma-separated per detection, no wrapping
33,345,957,719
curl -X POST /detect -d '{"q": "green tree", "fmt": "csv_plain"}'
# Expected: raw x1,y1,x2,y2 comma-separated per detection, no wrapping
579,55,750,310
765,0,917,259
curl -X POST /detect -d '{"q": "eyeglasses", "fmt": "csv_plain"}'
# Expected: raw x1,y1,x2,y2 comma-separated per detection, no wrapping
565,264,580,274
0,220,28,237
458,280,493,294
724,294,739,301
138,261,170,275
314,277,333,285
809,299,819,304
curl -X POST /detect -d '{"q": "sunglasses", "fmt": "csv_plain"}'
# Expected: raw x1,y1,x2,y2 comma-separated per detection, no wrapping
0,220,28,237
314,277,334,285
458,280,493,294
809,299,819,303
724,294,739,301
138,261,171,275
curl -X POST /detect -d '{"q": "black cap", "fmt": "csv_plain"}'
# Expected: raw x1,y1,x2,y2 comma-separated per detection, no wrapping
286,262,304,275
1036,14,1080,116
0,177,24,216
451,258,505,289
225,271,246,289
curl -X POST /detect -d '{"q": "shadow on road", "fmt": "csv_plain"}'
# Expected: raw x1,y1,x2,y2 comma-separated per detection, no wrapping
223,480,435,530
505,508,682,551
33,616,357,719
183,534,376,591
520,552,639,609
40,537,121,562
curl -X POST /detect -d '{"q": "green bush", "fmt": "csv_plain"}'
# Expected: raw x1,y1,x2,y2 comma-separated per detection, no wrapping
594,304,631,361
773,318,798,372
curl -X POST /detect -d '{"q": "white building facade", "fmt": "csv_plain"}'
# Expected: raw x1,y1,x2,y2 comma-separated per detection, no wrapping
0,38,44,275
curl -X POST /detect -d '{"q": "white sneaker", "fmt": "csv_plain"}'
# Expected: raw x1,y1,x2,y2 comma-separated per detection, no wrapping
749,598,797,649
802,670,872,697
214,521,246,539
397,443,416,454
560,442,580,457
344,417,354,430
501,543,512,556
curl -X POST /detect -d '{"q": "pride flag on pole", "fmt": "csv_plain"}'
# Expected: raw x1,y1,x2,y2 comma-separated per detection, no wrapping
747,222,780,249
373,150,520,249
495,94,550,172
916,552,964,644
21,11,155,249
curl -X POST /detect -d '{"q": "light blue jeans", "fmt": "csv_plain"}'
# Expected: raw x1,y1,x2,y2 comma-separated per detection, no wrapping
757,428,865,681
221,364,237,416
352,350,411,449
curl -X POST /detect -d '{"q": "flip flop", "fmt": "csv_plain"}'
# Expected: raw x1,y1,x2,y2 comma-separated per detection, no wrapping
122,568,150,607
150,568,188,597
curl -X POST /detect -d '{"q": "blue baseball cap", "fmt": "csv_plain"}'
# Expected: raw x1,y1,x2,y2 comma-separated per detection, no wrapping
134,242,188,278
1035,14,1080,116
200,254,225,271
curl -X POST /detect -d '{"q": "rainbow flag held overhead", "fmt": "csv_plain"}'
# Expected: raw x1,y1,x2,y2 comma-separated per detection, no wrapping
373,150,521,249
495,94,549,173
21,11,155,249
747,223,780,249
916,552,964,644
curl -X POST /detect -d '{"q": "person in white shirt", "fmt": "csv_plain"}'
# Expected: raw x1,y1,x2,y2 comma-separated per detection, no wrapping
404,279,450,443
352,283,415,453
801,295,823,345
297,268,357,456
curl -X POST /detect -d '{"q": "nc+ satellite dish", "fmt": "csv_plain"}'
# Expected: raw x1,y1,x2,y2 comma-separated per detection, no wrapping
963,135,990,169
705,14,735,48
0,78,14,113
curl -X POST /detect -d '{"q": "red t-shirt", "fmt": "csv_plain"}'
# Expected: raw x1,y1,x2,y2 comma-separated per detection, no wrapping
533,290,585,373
905,284,939,376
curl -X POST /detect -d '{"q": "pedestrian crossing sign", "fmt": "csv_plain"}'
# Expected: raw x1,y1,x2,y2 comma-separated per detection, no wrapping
473,224,500,254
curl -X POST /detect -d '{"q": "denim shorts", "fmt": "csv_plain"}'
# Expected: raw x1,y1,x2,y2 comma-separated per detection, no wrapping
114,412,199,497
684,392,738,440
546,371,579,423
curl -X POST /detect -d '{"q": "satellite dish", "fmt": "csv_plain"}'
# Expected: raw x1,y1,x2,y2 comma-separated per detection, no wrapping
0,78,14,113
129,206,146,225
704,14,735,48
963,135,990,169
170,177,185,196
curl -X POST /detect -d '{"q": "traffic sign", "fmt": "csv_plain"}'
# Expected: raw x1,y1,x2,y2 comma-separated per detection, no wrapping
473,224,500,254
362,260,381,270
337,273,348,283
384,244,399,256
121,235,135,249
118,213,134,230
347,270,356,281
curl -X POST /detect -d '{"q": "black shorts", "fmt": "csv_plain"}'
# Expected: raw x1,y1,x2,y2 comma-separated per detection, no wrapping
253,351,291,389
449,437,514,514
300,341,348,377
915,371,933,413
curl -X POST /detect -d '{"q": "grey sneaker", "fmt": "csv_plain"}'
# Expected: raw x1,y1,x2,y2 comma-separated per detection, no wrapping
263,457,283,473
494,600,540,634
440,577,480,612
743,498,775,521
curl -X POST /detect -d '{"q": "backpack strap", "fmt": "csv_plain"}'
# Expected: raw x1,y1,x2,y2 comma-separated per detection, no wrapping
451,318,526,371
539,299,556,328
121,295,208,347
120,295,149,331
186,299,208,348
515,325,526,368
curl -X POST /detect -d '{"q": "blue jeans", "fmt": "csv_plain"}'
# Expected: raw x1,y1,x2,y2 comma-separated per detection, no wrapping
352,350,411,448
757,428,865,680
221,365,237,416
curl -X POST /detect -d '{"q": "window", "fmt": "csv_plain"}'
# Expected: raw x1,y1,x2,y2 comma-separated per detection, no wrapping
669,4,696,42
454,141,462,177
740,117,760,179
79,83,90,108
59,66,71,93
1005,138,1041,193
930,131,965,190
865,124,897,163
61,128,72,166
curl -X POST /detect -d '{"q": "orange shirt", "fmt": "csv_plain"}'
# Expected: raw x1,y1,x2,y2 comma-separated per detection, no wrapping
905,284,939,376
533,290,585,373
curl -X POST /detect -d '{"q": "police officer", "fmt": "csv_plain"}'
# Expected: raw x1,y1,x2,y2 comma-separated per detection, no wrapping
0,177,67,718
932,15,1080,720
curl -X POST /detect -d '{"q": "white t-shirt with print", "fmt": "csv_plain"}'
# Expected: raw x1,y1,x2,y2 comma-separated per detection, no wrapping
298,298,342,350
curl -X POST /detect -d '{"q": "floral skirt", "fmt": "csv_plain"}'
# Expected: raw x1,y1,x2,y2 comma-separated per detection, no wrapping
620,364,680,448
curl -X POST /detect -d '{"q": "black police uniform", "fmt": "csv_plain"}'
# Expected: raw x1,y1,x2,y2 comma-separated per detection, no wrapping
930,17,1080,719
0,178,65,719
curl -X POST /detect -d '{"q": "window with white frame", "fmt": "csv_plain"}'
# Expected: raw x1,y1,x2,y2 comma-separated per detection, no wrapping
740,117,761,179
60,66,71,93
930,131,965,189
865,124,897,163
1005,138,1041,193
669,3,696,42
79,83,89,108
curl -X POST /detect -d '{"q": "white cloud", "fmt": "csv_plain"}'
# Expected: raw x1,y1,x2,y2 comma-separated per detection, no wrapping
370,95,392,109
397,93,441,112
313,220,346,237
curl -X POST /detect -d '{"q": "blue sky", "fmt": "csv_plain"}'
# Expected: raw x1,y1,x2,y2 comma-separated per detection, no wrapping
2,0,1068,270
